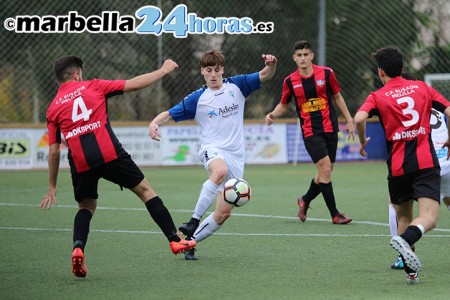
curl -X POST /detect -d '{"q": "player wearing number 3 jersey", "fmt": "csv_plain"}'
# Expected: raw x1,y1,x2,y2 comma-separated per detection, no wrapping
357,76,449,177
355,46,450,284
42,56,196,278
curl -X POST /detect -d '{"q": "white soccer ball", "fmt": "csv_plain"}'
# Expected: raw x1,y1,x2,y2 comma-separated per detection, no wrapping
222,178,251,207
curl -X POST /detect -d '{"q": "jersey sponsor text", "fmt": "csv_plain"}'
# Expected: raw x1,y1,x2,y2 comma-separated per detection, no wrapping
65,121,101,139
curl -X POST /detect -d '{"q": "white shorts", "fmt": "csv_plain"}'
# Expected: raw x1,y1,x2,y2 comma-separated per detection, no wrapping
441,172,450,201
199,146,245,192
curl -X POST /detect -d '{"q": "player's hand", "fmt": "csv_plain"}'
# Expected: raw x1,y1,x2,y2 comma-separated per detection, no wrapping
41,189,57,209
149,122,161,141
346,120,355,141
161,59,178,74
443,139,450,160
262,54,277,66
265,112,275,125
359,136,371,157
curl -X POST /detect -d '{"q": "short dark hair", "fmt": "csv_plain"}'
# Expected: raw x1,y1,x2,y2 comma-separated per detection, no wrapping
372,46,403,78
200,49,225,68
53,56,83,83
294,40,312,51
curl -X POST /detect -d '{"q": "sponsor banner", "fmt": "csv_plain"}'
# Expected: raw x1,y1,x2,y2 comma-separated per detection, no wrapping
159,126,203,166
336,123,364,161
0,128,71,169
245,123,287,164
0,122,386,169
114,127,161,166
287,123,368,162
159,124,288,166
286,123,311,163
33,128,70,169
0,129,33,169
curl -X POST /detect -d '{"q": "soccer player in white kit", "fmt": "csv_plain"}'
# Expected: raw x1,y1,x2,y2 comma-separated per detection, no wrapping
430,109,450,208
149,49,277,259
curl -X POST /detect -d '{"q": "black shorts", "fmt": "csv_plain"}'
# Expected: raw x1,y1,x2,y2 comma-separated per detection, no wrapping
388,167,440,204
71,155,145,201
303,132,338,163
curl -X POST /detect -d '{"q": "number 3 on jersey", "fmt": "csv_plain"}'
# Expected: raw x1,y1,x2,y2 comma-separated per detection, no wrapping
72,96,92,122
397,96,419,127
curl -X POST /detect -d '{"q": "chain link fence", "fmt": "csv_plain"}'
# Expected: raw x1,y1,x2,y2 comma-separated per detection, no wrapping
1,0,449,124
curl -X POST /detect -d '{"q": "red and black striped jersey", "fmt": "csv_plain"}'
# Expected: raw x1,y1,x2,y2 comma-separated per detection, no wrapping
46,79,126,173
358,77,450,176
280,64,341,138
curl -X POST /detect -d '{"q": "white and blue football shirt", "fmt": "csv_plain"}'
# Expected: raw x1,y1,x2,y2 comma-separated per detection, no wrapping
431,109,450,176
169,73,261,156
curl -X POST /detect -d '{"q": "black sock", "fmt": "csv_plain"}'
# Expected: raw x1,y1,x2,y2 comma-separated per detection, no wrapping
189,218,200,226
73,209,92,251
319,182,339,217
145,196,179,242
302,178,321,203
401,226,423,247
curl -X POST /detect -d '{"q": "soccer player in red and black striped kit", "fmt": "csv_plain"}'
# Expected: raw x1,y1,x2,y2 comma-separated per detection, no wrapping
40,56,196,277
355,46,450,284
266,40,353,224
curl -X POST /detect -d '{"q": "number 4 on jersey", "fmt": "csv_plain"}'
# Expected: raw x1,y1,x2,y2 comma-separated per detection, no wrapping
72,96,92,122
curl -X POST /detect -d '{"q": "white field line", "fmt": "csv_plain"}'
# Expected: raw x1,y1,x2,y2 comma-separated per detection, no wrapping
1,202,450,236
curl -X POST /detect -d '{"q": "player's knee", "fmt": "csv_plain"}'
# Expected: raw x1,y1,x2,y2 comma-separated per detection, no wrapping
211,169,228,184
318,172,332,183
78,204,96,215
317,165,332,179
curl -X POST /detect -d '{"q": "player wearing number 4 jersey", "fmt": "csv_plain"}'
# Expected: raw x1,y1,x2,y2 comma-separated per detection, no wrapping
42,56,195,278
355,46,450,284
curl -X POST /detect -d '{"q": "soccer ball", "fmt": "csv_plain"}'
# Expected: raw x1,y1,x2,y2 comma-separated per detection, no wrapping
223,178,251,207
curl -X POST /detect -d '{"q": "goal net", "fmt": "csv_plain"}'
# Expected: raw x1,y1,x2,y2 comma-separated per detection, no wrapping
425,73,450,100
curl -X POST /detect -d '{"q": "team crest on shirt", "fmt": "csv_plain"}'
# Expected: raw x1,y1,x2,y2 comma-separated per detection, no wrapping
228,91,234,97
316,80,325,86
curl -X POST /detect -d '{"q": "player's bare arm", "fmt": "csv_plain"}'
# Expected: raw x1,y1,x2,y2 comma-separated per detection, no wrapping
41,143,60,209
259,54,277,82
124,59,178,92
333,92,355,141
266,103,289,125
354,111,370,157
149,111,173,141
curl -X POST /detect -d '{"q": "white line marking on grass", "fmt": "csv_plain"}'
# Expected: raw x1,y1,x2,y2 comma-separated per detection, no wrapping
1,202,450,234
1,226,450,238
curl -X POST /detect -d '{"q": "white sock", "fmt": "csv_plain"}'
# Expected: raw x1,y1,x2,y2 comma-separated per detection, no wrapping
192,213,221,243
388,203,398,237
192,180,218,220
